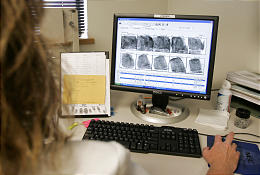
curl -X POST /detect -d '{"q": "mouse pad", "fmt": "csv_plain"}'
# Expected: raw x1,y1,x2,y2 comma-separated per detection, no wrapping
207,136,260,175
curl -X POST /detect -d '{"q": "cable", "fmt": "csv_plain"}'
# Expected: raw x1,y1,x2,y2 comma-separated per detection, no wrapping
224,132,260,138
199,132,260,144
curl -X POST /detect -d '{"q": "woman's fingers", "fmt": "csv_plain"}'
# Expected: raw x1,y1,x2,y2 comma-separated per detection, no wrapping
225,132,234,145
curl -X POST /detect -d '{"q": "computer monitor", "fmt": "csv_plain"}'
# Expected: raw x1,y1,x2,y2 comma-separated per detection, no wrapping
110,14,219,124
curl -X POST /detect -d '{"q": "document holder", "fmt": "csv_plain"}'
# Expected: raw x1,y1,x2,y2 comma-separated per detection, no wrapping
60,52,110,117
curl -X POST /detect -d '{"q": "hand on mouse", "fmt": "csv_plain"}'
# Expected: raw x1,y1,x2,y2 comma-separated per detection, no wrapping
203,132,240,175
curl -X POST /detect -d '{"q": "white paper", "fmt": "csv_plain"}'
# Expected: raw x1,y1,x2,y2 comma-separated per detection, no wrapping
105,59,111,115
195,108,230,130
61,52,110,116
154,14,175,18
61,52,106,75
227,71,260,91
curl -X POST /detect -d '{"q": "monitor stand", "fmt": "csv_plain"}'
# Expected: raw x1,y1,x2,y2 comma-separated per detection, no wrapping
130,93,189,124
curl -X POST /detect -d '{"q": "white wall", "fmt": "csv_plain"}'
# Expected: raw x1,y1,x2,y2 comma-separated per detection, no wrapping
81,0,168,55
168,0,260,88
259,2,260,73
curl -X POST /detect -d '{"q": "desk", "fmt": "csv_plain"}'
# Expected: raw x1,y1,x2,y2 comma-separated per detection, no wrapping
59,90,260,175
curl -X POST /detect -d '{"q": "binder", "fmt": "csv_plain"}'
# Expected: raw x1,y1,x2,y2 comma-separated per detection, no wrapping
60,52,110,117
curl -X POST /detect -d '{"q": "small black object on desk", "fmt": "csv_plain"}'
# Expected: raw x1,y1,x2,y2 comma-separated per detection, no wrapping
234,108,251,129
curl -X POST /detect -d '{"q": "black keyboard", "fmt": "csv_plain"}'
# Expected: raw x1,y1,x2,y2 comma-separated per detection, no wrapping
83,120,202,158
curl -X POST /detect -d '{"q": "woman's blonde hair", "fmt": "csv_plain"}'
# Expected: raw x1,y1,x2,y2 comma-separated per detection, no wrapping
0,0,66,174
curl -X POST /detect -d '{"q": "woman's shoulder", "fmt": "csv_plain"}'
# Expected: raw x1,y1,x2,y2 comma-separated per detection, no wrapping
58,141,132,175
67,140,130,168
43,140,149,175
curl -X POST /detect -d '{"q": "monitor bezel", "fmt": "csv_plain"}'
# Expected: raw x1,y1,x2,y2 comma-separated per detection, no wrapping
110,13,219,100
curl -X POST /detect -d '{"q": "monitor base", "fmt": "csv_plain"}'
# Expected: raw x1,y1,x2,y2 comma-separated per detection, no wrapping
130,100,189,124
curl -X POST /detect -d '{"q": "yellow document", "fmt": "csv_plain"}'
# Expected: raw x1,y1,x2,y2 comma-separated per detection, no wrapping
62,75,106,104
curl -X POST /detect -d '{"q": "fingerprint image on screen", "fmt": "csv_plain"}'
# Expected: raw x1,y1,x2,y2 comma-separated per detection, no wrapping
169,57,186,73
137,54,151,69
171,37,188,53
121,53,135,69
153,36,170,52
137,35,154,51
153,56,168,70
188,38,204,51
189,58,202,73
121,36,137,49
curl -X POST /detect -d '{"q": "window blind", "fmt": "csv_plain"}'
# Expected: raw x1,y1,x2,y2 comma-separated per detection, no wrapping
43,0,88,38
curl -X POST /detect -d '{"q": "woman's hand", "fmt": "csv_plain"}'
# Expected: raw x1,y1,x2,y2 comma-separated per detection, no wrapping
203,132,240,175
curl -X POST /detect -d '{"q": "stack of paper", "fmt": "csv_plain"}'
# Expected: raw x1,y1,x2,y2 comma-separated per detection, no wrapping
231,85,260,105
195,108,230,130
227,70,260,91
226,70,260,105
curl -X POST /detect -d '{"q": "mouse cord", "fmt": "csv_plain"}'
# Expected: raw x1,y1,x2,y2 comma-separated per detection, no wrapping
198,132,260,144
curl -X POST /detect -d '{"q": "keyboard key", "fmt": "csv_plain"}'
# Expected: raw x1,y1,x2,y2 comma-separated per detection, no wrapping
150,143,158,151
130,142,137,150
137,142,143,150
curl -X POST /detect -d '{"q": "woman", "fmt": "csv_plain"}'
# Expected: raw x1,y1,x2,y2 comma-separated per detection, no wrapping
0,0,65,174
0,1,148,174
0,1,240,175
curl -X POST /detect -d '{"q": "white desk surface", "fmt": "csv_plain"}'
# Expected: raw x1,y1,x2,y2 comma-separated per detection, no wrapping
59,90,260,175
